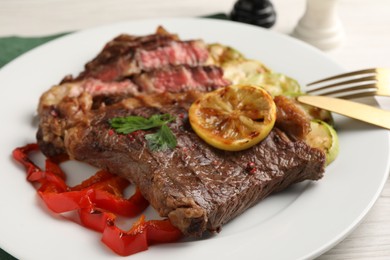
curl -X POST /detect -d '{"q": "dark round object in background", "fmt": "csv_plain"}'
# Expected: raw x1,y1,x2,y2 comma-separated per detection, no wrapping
230,0,276,28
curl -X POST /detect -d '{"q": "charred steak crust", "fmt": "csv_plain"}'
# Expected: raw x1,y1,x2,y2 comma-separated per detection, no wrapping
64,102,326,237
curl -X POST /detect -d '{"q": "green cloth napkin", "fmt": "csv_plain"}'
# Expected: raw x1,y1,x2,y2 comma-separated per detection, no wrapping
0,33,69,68
0,13,228,259
0,248,15,260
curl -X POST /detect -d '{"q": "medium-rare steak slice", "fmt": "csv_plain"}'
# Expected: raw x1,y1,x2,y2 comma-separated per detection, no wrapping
62,92,326,237
74,27,209,82
132,65,230,93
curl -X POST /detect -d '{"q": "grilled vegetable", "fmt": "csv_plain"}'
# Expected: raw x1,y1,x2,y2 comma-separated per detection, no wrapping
305,120,339,165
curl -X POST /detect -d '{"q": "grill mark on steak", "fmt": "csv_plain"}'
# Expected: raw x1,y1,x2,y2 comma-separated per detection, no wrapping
61,94,326,237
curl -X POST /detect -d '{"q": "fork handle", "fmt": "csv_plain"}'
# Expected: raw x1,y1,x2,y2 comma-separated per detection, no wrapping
297,95,390,130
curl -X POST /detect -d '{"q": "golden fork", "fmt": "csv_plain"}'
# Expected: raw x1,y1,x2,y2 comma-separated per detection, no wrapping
304,68,390,99
297,68,390,130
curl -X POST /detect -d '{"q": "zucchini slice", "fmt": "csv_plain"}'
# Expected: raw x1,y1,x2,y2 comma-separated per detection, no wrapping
305,120,339,165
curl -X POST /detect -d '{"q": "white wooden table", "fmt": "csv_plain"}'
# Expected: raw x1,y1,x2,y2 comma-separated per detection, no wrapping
1,0,390,258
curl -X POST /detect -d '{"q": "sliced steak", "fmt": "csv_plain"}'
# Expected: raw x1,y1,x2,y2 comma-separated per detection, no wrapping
39,66,228,114
63,93,326,237
76,31,209,82
37,64,229,157
132,65,230,93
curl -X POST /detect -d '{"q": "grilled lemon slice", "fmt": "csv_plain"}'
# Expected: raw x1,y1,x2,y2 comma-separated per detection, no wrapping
189,85,276,151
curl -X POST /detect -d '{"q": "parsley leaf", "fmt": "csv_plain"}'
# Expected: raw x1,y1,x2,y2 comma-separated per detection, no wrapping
109,114,175,134
145,124,177,151
109,114,177,151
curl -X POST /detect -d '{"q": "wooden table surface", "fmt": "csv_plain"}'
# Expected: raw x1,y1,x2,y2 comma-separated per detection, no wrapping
1,0,390,259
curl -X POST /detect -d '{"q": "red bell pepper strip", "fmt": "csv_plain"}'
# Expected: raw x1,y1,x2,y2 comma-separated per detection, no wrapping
12,144,182,256
13,144,149,215
102,215,182,256
78,206,117,232
71,170,149,217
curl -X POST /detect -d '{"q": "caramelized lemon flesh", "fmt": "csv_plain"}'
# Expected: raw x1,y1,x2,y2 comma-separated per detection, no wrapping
189,85,277,151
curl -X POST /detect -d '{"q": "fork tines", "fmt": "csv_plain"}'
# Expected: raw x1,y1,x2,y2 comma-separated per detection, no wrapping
305,68,389,99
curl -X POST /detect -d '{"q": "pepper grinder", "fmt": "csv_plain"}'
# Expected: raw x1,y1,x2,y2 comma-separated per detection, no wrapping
230,0,276,28
291,0,345,50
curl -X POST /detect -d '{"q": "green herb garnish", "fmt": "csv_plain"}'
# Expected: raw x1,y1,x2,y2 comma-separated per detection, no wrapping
145,124,177,151
109,114,177,151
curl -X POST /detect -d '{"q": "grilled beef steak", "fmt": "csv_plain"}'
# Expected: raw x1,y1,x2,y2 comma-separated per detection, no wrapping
36,27,327,237
62,93,325,236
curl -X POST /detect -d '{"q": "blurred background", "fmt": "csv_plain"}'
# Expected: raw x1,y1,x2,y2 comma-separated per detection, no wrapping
1,0,389,69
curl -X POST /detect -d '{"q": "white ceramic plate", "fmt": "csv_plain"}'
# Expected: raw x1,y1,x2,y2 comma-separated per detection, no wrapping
0,18,389,260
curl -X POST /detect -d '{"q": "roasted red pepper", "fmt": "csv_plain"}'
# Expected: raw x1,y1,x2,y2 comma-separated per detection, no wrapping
102,215,182,256
12,144,182,256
